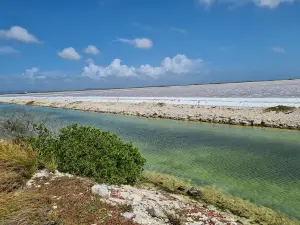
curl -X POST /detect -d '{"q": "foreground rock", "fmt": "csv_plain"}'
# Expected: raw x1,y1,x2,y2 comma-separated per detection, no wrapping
0,97,299,130
26,170,244,225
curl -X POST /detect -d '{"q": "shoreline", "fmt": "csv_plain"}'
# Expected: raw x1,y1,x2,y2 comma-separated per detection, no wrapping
1,97,300,130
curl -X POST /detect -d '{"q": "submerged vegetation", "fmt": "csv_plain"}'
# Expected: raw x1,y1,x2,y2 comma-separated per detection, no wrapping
140,172,299,225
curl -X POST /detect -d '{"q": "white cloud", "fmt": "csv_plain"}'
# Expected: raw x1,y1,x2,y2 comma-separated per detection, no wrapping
0,26,40,43
118,38,153,49
82,54,204,79
84,45,100,55
199,0,296,8
58,47,81,60
271,46,286,53
82,58,137,79
0,46,20,54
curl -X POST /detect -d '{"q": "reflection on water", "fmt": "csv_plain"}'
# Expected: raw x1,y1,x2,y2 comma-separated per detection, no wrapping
1,103,300,220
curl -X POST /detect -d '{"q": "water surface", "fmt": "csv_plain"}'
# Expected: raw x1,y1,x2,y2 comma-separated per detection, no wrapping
1,103,300,220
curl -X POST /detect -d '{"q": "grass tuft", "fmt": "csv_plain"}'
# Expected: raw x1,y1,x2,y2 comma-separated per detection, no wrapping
0,141,37,192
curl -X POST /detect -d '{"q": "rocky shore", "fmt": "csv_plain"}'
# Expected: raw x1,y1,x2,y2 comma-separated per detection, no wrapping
0,97,300,130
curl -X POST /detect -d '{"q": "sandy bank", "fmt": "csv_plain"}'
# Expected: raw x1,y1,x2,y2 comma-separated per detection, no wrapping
1,97,300,130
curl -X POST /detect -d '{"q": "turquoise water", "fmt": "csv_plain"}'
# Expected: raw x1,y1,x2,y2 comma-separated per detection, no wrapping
1,103,300,220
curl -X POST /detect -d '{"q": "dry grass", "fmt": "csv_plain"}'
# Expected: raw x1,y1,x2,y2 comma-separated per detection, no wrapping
0,192,54,224
140,171,299,225
0,141,37,192
0,141,139,224
1,176,139,225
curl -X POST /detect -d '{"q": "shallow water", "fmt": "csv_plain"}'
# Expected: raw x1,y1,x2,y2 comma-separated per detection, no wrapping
1,103,300,220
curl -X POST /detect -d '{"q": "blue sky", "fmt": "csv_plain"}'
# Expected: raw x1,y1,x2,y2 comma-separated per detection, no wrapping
0,0,299,92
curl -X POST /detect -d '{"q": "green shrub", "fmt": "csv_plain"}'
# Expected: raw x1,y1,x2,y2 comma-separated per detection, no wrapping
264,105,296,113
28,124,146,185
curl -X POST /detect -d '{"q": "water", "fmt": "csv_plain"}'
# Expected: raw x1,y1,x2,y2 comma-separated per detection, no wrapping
1,103,300,220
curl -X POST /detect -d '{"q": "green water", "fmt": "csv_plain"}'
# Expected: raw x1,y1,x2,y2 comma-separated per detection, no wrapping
1,103,300,220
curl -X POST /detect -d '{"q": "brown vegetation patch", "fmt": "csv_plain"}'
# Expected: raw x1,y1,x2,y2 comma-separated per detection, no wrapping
25,101,35,105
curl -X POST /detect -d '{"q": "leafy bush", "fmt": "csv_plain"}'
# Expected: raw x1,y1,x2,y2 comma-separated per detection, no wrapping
28,124,146,185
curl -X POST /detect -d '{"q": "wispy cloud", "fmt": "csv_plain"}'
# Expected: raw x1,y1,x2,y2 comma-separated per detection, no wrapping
198,0,296,8
131,22,155,32
170,27,188,35
219,46,232,52
23,67,66,82
118,38,153,49
271,47,286,54
0,46,20,54
0,26,41,43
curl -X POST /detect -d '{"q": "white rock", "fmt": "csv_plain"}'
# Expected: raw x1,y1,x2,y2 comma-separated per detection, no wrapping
122,212,135,220
146,204,166,218
91,184,109,198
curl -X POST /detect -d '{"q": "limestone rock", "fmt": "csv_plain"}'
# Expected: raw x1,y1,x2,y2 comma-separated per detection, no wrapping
122,212,136,220
146,205,166,218
91,184,109,198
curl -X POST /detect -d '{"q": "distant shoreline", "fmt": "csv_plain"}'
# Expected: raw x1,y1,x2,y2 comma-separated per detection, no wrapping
1,78,299,96
1,97,299,130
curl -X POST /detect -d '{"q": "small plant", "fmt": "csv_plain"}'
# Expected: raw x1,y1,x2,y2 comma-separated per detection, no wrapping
264,105,296,113
119,204,133,213
167,213,183,225
25,100,35,105
157,102,166,107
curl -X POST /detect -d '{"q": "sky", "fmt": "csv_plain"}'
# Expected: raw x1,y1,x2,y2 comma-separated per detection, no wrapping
0,0,299,92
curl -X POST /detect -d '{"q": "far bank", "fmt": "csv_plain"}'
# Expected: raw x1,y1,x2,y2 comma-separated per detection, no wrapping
0,97,299,130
